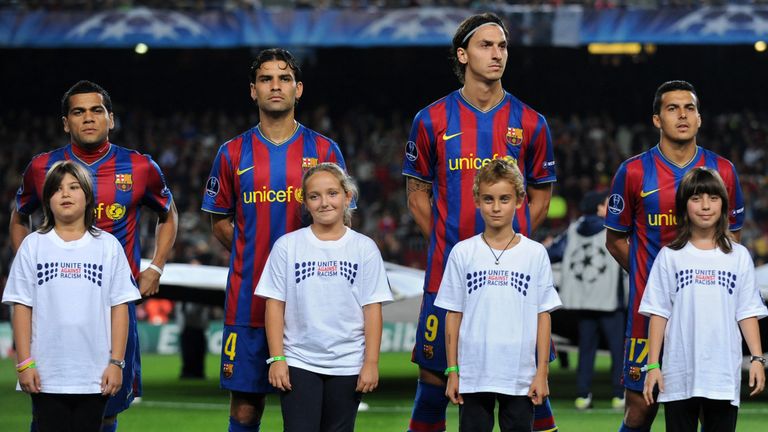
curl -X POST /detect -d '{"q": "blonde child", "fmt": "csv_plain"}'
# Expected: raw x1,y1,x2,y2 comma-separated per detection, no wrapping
255,162,393,432
2,160,140,431
641,167,767,432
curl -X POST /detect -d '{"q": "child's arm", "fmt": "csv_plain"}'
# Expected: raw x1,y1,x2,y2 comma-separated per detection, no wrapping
13,303,40,393
357,303,383,393
528,311,551,405
265,298,291,391
102,303,128,396
445,310,463,405
642,314,667,405
738,317,765,396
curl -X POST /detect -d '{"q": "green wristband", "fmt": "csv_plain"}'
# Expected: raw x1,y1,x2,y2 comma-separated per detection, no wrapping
266,356,286,365
644,362,660,372
444,365,459,376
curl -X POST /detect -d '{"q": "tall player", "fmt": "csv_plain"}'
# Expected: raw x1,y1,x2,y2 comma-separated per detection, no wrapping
403,13,558,432
9,80,178,432
201,48,350,432
605,80,745,432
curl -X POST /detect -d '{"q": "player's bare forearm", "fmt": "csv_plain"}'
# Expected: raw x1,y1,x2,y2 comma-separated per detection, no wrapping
606,229,631,272
9,210,31,253
211,214,235,251
265,299,286,357
535,312,551,376
731,229,742,243
150,201,178,268
362,303,383,365
406,177,432,239
12,304,33,361
110,304,129,362
527,183,552,234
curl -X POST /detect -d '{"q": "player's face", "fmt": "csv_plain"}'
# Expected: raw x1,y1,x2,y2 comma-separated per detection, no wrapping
62,92,114,150
304,171,350,229
686,192,722,235
50,173,87,226
458,25,508,84
250,60,304,115
475,180,522,230
653,90,701,145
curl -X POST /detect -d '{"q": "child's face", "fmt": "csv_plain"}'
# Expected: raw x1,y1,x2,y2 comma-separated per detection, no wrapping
474,180,522,229
50,172,87,226
686,192,722,232
303,170,350,229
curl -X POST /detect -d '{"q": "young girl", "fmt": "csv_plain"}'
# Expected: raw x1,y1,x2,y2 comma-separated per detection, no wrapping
436,159,562,432
640,167,767,432
2,161,140,431
255,162,393,432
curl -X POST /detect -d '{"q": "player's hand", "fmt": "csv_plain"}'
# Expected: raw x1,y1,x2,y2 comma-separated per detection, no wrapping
749,360,765,396
18,368,41,394
356,361,379,393
527,372,549,406
269,361,291,391
643,369,663,405
139,267,162,297
445,373,463,405
101,364,123,397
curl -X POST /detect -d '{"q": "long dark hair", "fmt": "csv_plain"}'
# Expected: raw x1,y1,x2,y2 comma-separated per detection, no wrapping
667,167,731,253
39,160,99,236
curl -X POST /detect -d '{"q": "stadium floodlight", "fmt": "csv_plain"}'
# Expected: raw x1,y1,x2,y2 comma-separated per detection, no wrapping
755,41,767,52
135,43,149,54
587,43,642,55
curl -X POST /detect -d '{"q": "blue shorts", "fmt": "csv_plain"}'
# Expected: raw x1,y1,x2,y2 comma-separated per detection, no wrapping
220,325,275,394
622,337,650,392
105,301,140,417
411,292,448,373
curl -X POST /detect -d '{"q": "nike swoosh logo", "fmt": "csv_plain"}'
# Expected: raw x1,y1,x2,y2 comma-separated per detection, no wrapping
442,132,463,141
236,166,254,176
640,188,660,198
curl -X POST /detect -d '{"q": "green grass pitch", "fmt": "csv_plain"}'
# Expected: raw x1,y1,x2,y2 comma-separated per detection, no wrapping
1,353,766,431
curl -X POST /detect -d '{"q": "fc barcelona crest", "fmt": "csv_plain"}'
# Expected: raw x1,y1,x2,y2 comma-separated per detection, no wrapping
222,363,234,379
422,344,434,360
506,127,523,146
302,157,318,169
629,366,642,381
115,174,133,192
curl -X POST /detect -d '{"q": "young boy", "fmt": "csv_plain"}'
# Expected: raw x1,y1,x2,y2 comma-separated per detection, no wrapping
436,159,562,431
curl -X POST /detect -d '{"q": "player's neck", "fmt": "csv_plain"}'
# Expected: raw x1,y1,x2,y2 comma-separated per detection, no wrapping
658,138,697,166
258,115,298,145
461,80,504,112
53,222,87,242
71,140,110,164
482,227,518,249
310,222,346,241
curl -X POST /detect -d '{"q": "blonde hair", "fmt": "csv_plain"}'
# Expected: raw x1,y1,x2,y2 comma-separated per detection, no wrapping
39,160,99,235
473,158,525,202
302,162,358,226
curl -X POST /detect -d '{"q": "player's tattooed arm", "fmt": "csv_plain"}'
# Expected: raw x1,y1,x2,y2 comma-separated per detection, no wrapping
211,214,235,251
406,177,432,240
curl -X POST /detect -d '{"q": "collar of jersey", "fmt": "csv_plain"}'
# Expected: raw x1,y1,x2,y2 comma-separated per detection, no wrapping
653,144,700,171
66,143,115,168
456,89,508,114
255,121,300,147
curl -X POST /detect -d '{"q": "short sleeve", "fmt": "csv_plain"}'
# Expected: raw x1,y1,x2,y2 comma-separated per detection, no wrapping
524,113,556,185
1,237,36,307
604,161,634,233
109,236,141,306
639,248,674,319
402,109,435,183
434,246,466,313
536,247,562,313
15,159,43,216
255,236,289,301
358,239,394,306
201,143,235,215
140,155,173,214
735,247,768,322
723,162,745,232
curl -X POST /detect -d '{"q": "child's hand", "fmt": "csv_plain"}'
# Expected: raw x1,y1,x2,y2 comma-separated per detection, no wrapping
101,363,123,397
527,372,549,405
356,361,379,393
269,361,291,391
749,360,766,396
445,373,463,405
643,369,663,405
18,368,41,394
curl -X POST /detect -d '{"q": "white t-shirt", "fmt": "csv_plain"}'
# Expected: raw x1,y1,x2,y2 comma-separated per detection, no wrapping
2,229,141,394
639,242,768,406
435,234,562,396
255,227,393,376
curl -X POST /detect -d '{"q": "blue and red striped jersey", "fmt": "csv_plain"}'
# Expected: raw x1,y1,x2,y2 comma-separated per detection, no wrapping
201,123,348,327
402,90,557,294
16,144,173,278
605,145,745,339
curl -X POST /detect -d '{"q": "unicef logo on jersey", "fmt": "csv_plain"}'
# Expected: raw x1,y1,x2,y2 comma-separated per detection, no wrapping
405,141,418,162
205,176,220,198
608,194,625,215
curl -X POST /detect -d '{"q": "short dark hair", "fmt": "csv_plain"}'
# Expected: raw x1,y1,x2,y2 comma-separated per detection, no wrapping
39,160,99,236
652,80,699,115
61,80,112,117
451,13,509,84
249,48,302,84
